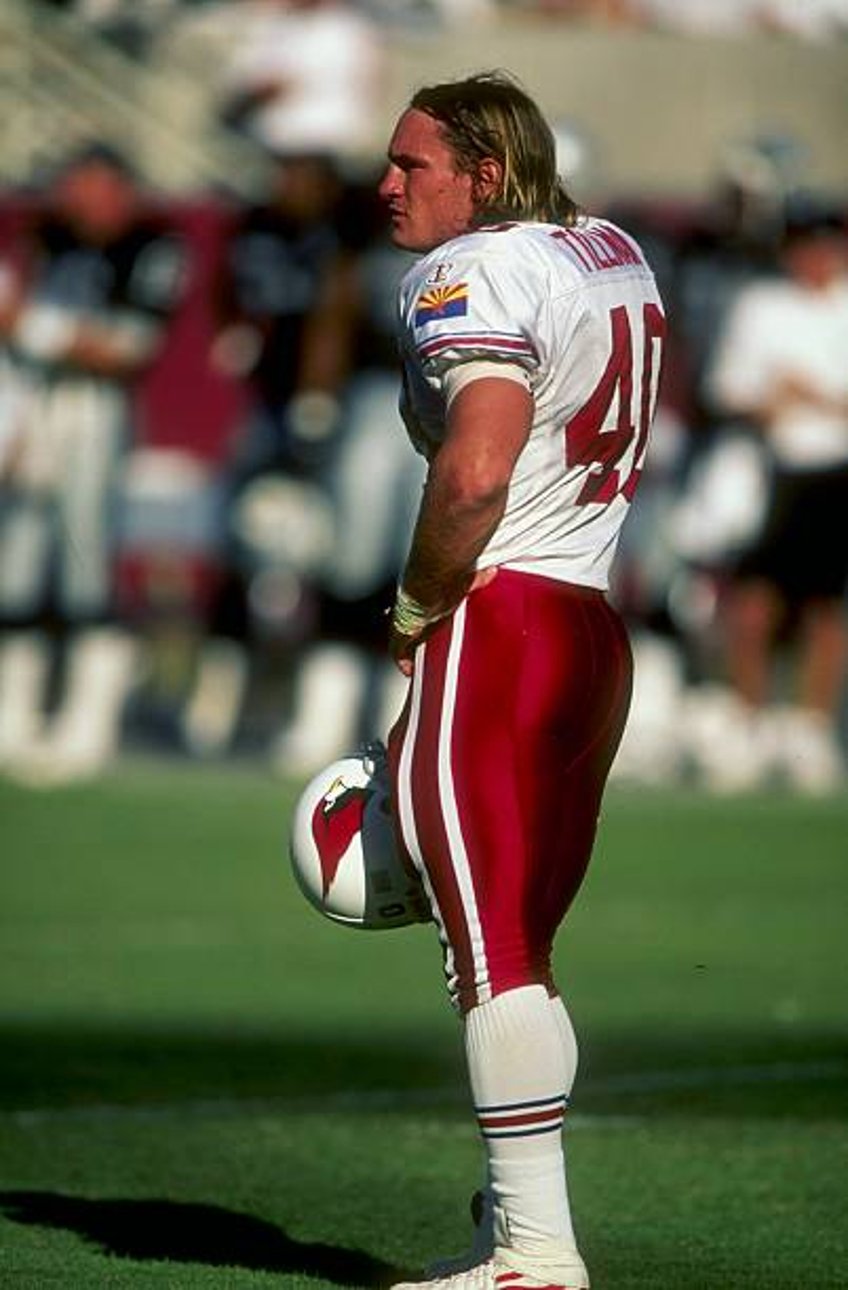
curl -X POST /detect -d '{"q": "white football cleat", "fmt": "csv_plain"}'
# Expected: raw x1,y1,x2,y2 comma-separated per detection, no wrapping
392,1251,590,1290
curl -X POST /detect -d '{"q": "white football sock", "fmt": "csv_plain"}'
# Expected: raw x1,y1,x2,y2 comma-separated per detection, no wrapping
548,993,579,1092
464,985,579,1262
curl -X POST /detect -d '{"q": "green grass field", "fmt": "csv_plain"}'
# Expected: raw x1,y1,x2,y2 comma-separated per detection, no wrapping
1,763,846,1289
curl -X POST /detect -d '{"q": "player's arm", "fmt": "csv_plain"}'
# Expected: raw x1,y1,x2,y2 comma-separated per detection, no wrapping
390,369,533,675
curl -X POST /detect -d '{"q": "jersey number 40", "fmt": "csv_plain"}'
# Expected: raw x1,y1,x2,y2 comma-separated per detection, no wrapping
565,302,666,506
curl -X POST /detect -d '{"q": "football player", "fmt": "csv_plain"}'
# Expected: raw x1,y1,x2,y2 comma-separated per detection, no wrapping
0,144,184,782
378,73,666,1290
207,150,354,766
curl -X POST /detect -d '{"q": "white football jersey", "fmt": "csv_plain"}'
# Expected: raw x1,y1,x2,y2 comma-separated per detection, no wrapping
398,217,666,589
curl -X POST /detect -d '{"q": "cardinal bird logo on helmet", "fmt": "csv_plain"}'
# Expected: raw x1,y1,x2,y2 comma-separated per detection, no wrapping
312,776,373,897
291,750,428,931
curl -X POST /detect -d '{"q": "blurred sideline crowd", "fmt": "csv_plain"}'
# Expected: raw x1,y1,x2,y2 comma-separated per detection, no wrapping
41,0,848,52
1,0,847,795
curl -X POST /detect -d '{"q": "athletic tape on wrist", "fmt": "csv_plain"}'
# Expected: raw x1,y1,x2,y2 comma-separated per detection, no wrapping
391,586,443,638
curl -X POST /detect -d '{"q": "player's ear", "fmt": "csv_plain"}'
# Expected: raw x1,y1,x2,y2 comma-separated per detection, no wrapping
473,157,503,207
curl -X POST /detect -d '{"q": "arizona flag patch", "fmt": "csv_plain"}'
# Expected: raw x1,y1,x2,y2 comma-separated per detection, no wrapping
415,282,469,327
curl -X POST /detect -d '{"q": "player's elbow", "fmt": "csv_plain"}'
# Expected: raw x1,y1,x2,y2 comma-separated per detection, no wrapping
438,458,511,514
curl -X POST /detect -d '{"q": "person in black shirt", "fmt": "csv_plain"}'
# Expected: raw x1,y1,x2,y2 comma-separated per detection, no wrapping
0,143,185,783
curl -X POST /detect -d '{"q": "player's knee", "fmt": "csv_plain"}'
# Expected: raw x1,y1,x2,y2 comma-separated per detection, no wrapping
448,964,555,1016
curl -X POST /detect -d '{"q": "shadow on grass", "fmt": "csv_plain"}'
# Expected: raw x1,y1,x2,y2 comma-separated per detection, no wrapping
0,1023,461,1113
0,1191,407,1285
1,1021,846,1121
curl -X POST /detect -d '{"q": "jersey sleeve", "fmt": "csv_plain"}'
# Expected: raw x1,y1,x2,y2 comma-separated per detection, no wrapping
401,238,542,392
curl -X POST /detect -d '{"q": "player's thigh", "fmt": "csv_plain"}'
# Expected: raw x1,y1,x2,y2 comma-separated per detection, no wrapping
459,573,633,943
388,595,530,1008
390,573,632,1006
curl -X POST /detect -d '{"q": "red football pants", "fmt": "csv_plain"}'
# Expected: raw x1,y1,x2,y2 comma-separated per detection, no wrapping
388,570,632,1014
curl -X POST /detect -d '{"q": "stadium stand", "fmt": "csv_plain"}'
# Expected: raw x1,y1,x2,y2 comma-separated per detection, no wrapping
1,0,847,785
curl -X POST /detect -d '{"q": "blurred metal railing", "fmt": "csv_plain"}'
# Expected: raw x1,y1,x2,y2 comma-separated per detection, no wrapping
0,0,268,194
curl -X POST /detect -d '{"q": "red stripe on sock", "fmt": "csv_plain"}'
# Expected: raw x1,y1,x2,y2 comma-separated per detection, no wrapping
479,1105,565,1130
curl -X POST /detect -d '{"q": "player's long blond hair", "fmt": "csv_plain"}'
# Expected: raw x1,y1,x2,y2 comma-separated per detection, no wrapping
410,71,579,227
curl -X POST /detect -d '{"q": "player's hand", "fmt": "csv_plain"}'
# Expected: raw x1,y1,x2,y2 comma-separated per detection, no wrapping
389,624,420,678
389,567,499,677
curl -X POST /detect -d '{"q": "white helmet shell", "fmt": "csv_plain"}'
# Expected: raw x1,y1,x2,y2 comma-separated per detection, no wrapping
289,747,429,930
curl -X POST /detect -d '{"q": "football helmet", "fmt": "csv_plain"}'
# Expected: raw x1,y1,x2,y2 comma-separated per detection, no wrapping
289,744,430,930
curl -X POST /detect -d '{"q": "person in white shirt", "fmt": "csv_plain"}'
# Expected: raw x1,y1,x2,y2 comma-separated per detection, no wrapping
709,206,848,790
377,72,665,1290
219,0,383,160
